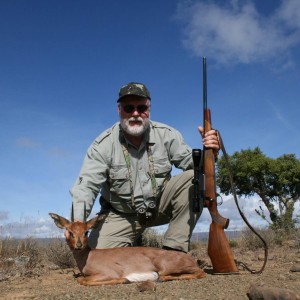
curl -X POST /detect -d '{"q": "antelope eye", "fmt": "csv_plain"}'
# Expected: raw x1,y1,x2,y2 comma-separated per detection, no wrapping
84,231,89,237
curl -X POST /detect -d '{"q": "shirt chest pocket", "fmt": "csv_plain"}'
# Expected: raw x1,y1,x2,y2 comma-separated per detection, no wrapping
153,158,172,178
109,165,130,196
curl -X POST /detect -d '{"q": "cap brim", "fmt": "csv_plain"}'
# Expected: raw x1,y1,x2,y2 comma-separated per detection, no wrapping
117,95,150,102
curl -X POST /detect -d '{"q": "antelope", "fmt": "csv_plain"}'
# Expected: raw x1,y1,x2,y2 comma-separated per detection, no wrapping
49,213,206,286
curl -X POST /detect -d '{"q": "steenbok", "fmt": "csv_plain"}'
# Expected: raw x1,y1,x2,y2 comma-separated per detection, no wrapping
49,213,206,286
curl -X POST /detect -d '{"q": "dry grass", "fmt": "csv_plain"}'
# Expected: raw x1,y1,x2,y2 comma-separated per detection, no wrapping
0,237,44,281
46,238,76,269
238,227,300,250
141,228,164,248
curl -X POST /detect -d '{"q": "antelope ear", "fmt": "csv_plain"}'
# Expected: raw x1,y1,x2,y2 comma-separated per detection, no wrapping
49,213,71,229
86,214,107,229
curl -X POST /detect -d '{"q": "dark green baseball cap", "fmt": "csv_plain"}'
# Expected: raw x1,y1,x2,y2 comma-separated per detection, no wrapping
117,82,151,102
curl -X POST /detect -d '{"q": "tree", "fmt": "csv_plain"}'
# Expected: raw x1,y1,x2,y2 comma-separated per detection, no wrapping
216,147,300,232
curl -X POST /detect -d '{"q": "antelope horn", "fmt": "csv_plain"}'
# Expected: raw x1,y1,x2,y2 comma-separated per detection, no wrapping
84,202,86,222
71,203,74,222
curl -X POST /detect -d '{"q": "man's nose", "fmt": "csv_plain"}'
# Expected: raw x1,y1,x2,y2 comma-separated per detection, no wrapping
132,109,140,116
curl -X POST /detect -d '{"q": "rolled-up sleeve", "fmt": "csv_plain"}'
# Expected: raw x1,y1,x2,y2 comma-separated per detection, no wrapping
168,128,193,171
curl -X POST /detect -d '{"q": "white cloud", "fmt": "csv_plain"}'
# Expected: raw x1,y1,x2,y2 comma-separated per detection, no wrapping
15,137,41,149
0,217,62,239
176,0,300,66
275,0,300,28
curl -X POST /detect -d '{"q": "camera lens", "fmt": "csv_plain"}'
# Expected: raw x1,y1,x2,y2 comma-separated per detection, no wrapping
148,201,156,210
136,201,157,224
138,207,146,214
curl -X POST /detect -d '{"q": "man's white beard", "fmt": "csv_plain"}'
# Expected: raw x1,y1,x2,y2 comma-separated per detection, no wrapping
120,117,150,136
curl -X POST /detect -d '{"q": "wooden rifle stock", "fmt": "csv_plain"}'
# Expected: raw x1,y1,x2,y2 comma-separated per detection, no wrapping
203,58,238,274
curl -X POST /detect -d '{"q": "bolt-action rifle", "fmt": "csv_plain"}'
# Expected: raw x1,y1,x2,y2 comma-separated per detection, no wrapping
193,57,268,274
192,57,238,274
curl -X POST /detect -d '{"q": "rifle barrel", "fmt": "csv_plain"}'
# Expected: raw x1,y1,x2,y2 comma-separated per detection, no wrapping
203,57,207,128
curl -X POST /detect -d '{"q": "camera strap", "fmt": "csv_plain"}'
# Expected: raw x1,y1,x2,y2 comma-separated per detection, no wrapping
121,141,157,209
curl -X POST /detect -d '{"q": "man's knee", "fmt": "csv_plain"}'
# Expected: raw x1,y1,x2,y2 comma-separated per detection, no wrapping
94,239,132,249
89,232,134,248
88,212,142,249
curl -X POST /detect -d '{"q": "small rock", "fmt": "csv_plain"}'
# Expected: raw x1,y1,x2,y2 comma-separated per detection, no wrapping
290,263,300,272
136,280,156,292
247,285,300,300
278,274,287,280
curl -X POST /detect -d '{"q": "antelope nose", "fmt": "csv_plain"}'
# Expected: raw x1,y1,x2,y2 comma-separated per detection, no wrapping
76,238,83,249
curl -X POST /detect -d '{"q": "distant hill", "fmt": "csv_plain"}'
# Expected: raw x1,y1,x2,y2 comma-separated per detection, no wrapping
192,230,241,241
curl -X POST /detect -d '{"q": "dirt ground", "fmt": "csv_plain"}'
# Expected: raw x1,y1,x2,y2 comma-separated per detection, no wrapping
0,243,299,300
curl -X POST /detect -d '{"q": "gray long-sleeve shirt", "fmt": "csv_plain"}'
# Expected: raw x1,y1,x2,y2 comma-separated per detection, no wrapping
70,121,193,221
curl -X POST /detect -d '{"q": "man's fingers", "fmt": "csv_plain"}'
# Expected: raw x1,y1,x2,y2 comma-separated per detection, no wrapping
198,126,204,137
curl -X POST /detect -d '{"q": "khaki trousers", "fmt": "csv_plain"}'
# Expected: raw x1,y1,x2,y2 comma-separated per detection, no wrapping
89,170,201,252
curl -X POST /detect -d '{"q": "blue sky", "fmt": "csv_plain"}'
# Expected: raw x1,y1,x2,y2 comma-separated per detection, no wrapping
1,0,299,238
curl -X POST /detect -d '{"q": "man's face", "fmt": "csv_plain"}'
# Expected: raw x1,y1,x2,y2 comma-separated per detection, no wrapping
118,96,150,137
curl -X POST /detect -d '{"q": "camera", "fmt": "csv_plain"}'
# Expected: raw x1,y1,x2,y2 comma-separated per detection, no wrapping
137,200,157,224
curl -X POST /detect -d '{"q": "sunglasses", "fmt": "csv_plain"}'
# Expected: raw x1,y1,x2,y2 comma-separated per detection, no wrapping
122,104,149,114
